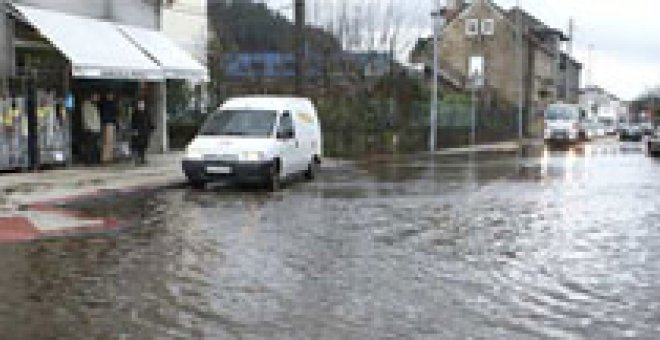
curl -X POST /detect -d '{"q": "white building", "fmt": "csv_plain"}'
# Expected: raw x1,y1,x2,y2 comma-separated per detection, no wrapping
0,0,208,168
162,0,208,65
580,86,627,125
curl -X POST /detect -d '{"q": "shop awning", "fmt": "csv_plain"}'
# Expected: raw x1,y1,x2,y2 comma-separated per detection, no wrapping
118,25,209,82
11,4,164,81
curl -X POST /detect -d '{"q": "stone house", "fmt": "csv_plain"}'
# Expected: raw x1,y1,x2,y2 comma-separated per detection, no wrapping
412,0,582,136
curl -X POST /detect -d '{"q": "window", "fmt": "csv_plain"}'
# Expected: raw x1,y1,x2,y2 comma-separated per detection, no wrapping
250,61,266,75
466,19,479,36
468,55,485,87
277,112,295,138
545,105,579,121
200,110,277,137
481,19,495,36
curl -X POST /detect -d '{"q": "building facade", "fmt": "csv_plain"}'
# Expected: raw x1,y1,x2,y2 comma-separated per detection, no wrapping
0,0,207,169
412,0,581,136
559,52,582,104
580,86,628,126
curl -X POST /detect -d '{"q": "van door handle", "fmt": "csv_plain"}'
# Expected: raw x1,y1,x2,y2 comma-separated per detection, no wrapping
295,140,299,148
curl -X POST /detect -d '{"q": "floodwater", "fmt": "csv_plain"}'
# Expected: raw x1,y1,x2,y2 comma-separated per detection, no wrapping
2,139,660,339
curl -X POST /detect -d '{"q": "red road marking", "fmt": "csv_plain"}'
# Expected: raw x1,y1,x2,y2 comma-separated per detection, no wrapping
0,217,40,242
0,186,157,244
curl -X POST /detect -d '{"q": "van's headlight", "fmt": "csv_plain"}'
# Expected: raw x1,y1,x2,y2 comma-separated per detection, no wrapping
185,148,203,160
241,151,265,162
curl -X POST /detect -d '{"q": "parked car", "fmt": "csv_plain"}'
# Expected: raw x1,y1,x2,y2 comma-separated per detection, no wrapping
648,127,660,157
599,118,617,135
582,119,604,140
544,104,583,144
182,96,323,191
641,122,654,136
619,124,644,142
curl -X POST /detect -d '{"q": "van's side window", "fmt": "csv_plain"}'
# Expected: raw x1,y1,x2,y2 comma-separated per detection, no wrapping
278,111,295,138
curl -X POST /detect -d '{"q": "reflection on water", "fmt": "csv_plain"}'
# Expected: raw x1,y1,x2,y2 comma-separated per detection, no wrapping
0,140,659,339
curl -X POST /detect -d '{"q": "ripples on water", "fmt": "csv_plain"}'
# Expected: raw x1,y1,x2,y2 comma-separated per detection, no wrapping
1,143,660,339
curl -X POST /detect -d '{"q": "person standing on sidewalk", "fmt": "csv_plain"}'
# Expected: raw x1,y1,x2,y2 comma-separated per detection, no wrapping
81,93,101,164
99,92,117,164
131,98,153,165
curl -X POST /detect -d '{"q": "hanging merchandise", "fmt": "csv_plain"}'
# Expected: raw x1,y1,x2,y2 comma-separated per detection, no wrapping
37,90,53,163
37,90,71,165
0,97,7,168
6,96,29,169
114,98,133,160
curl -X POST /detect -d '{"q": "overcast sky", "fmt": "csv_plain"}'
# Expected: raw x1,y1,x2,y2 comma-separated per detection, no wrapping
265,0,660,100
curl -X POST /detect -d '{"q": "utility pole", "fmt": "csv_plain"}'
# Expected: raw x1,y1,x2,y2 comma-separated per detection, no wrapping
554,34,560,103
565,17,574,102
471,80,477,146
294,0,305,95
587,48,592,89
516,0,523,141
429,9,443,152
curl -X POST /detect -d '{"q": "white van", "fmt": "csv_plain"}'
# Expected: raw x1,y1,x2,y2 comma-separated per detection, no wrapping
182,96,322,190
544,103,583,143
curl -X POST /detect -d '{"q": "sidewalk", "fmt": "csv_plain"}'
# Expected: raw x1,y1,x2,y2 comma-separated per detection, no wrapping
430,139,541,156
0,152,186,242
0,152,186,208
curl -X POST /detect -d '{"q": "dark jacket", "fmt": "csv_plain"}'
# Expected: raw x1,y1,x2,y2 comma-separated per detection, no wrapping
99,99,117,125
131,107,154,150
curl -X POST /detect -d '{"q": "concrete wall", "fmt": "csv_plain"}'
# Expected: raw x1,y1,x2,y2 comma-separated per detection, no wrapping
559,61,581,104
13,0,107,19
112,0,159,28
1,0,160,80
11,0,158,28
162,0,207,64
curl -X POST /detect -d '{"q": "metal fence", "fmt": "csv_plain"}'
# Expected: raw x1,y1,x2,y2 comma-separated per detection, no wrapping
319,99,519,156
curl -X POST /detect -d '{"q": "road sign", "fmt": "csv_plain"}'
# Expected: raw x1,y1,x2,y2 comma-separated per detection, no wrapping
469,56,484,88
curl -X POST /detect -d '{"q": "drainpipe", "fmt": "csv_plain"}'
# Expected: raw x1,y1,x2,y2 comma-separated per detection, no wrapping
156,0,168,153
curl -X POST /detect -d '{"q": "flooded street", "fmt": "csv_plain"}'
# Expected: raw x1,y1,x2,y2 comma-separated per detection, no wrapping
2,139,660,339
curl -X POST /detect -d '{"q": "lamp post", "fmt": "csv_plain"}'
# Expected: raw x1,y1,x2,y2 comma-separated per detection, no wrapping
429,8,445,153
294,0,305,95
516,0,524,143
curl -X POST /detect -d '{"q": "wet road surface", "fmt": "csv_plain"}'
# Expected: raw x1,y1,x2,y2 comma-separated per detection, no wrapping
1,139,660,339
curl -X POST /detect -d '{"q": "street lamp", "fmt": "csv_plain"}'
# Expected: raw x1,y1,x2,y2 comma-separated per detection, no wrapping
429,8,446,153
516,0,524,143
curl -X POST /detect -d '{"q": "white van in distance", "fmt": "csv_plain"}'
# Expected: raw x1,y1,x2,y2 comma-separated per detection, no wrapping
182,96,322,190
544,103,583,143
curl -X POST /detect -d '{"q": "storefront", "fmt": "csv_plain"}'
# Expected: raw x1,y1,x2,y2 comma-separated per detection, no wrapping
0,3,207,169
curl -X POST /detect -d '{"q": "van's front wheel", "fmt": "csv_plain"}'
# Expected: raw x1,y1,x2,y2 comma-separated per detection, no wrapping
266,162,281,192
188,179,207,190
304,159,319,181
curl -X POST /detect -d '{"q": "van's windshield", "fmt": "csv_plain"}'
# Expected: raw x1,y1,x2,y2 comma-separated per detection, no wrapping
199,110,277,137
545,106,579,121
